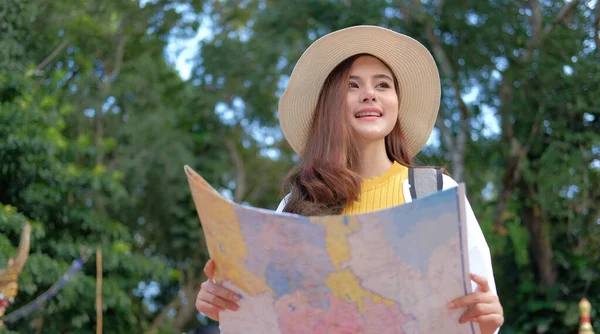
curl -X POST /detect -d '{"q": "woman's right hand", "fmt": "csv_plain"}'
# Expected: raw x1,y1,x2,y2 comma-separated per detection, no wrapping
195,259,241,321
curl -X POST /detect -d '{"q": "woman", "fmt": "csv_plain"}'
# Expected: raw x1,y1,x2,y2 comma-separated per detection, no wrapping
195,25,503,333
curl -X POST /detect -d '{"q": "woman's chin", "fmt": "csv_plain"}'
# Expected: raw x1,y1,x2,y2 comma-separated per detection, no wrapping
350,122,394,140
353,131,390,143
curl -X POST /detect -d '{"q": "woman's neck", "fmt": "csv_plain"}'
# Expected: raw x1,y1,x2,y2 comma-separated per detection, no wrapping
355,139,393,179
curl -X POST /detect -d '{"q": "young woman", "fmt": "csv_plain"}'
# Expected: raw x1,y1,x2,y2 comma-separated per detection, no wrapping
195,26,503,333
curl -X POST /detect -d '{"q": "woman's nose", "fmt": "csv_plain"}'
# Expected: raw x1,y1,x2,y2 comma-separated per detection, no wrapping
360,88,376,102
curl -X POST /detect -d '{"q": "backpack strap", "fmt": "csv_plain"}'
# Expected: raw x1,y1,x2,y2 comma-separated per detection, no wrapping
408,167,444,200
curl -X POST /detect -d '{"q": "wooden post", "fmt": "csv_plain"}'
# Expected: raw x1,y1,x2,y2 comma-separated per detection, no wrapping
580,298,595,334
96,248,102,334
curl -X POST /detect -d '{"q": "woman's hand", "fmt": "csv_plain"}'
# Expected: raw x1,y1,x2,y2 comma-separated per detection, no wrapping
447,273,504,334
195,259,241,321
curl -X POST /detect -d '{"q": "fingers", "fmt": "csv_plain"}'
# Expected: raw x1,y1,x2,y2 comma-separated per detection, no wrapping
202,280,242,305
195,299,221,321
204,259,215,280
458,302,502,324
470,273,490,293
447,292,498,309
196,279,240,317
204,291,240,311
474,314,504,326
472,313,505,327
195,260,243,323
446,275,503,331
448,274,494,309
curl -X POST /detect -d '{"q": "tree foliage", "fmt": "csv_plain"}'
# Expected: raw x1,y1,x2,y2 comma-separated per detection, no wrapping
1,0,599,333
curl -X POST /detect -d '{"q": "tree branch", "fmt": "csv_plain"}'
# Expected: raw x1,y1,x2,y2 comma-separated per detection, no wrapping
455,88,468,181
399,0,424,25
522,0,542,62
493,68,521,229
594,3,600,55
106,35,129,82
145,294,182,334
492,137,527,229
543,0,580,37
226,138,246,202
32,40,70,74
424,21,455,78
94,33,129,166
530,0,543,44
518,178,556,287
423,15,470,180
580,145,591,215
436,118,455,153
523,0,581,61
509,0,528,8
146,263,207,334
494,1,581,228
434,0,446,16
170,283,202,331
523,104,544,153
246,164,270,204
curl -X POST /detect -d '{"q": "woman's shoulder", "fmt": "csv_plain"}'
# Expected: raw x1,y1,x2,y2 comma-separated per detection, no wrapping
441,174,459,189
403,168,458,191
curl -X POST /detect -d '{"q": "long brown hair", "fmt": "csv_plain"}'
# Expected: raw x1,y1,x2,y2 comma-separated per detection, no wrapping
281,54,424,216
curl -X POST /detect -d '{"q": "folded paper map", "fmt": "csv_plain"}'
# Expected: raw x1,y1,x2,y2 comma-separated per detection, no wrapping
185,165,480,334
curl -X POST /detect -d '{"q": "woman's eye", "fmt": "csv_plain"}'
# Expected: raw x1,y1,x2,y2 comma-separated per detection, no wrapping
377,82,391,88
349,82,359,88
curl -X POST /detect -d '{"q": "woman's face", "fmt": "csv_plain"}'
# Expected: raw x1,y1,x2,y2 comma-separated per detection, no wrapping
346,55,399,144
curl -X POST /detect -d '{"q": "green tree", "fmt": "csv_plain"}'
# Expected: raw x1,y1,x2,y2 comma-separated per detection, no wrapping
0,75,167,332
2,0,598,332
187,0,600,331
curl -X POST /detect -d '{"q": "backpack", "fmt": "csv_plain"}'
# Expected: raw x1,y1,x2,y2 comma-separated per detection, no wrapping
408,168,443,200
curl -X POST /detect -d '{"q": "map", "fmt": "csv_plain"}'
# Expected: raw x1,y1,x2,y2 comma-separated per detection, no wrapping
185,165,479,334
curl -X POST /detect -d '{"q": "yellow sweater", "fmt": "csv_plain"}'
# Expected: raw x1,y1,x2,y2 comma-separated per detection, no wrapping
342,161,408,215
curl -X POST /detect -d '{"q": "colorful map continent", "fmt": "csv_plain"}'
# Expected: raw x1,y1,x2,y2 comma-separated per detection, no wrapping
274,290,413,334
225,207,415,333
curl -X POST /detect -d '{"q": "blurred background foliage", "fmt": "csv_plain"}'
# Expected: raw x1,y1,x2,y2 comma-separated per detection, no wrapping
0,0,599,332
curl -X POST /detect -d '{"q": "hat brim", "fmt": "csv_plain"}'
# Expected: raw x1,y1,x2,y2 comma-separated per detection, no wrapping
278,25,441,158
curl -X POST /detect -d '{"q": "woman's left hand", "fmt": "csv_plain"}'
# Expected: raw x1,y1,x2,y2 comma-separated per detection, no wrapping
447,273,504,334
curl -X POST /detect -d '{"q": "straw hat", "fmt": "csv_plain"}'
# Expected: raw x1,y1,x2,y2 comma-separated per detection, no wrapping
278,25,441,158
